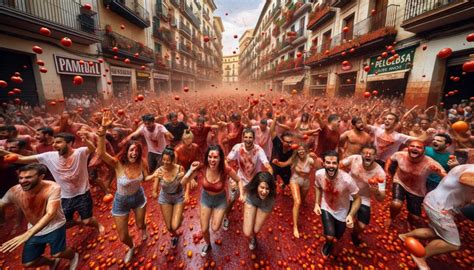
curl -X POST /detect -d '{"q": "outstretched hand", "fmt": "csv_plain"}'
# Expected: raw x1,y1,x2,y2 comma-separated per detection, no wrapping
101,111,114,128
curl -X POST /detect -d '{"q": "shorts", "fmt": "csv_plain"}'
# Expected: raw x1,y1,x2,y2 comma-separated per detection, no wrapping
290,175,310,190
272,166,291,185
200,190,227,209
321,210,346,240
158,189,184,205
61,191,93,222
424,204,461,246
245,194,275,213
355,204,371,225
392,183,423,216
375,159,386,169
112,187,147,216
22,225,66,264
147,152,162,173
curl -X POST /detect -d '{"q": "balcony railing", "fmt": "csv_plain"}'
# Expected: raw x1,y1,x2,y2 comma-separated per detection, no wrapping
179,22,192,38
104,0,150,28
305,5,398,66
184,3,200,28
179,42,196,58
170,0,180,8
0,0,99,44
101,30,154,63
155,0,169,21
203,9,210,21
330,0,353,8
401,0,474,33
155,54,170,69
307,3,336,30
153,26,176,50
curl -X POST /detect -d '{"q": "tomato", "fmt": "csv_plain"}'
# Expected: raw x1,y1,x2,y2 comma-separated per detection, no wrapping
203,36,210,42
372,90,378,96
462,60,474,72
32,46,43,54
0,80,7,88
343,26,349,33
83,3,92,10
3,153,19,163
436,48,452,59
124,58,130,64
39,27,51,36
103,194,114,203
451,121,469,133
137,94,145,101
60,37,72,47
39,67,47,73
72,75,84,85
174,95,180,101
405,237,426,257
290,144,299,150
363,91,371,98
364,65,370,72
466,33,474,42
183,86,189,92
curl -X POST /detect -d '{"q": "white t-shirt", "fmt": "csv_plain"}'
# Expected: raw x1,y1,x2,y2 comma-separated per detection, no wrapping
227,143,269,185
314,169,359,221
139,123,168,154
368,125,414,162
424,164,474,212
251,125,272,159
36,147,90,198
1,181,66,236
341,155,386,207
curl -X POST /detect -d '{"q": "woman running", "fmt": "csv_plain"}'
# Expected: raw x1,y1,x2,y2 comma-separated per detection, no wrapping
182,144,241,257
151,146,186,249
242,171,276,250
175,130,201,203
273,143,317,238
96,112,150,263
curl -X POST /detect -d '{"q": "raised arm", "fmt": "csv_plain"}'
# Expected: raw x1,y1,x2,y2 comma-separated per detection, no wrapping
0,149,38,164
96,112,118,168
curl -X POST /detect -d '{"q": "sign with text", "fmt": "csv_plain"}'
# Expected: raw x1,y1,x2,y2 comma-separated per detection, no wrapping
136,70,151,79
111,66,132,77
54,55,101,77
368,46,415,76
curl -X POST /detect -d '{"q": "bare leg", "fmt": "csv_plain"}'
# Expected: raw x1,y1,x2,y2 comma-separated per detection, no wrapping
253,209,271,234
171,203,185,232
242,203,257,238
134,204,148,241
210,208,227,232
81,216,105,234
160,204,174,234
200,206,212,245
290,182,302,238
385,200,402,227
114,214,133,248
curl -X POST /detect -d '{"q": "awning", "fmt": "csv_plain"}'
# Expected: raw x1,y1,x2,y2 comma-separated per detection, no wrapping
367,69,409,82
282,75,305,85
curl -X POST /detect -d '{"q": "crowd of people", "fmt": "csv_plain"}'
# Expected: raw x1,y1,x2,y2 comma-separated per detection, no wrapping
0,90,473,269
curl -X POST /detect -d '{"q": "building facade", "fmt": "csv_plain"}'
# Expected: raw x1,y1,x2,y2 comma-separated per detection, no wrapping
239,0,474,107
0,0,223,108
223,55,239,83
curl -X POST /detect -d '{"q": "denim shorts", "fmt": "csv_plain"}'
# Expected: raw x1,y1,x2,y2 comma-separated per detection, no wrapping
158,189,184,205
22,225,66,264
112,187,147,216
61,191,93,222
245,193,275,213
200,190,227,209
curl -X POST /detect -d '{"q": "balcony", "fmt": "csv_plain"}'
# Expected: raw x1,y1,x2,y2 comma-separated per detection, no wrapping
179,42,196,59
192,35,202,48
171,61,195,75
305,5,398,66
179,22,192,38
155,1,169,22
401,0,474,33
155,54,170,70
184,3,201,28
101,30,154,63
0,0,99,45
291,28,307,46
103,0,150,28
170,16,178,28
307,3,336,31
170,0,180,8
152,26,176,50
203,9,210,21
330,0,353,8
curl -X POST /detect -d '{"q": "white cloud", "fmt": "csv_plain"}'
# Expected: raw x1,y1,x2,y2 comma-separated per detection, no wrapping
220,1,265,56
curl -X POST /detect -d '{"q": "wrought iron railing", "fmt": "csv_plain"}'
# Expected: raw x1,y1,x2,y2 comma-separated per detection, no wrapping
105,0,150,25
0,0,98,34
404,0,459,20
101,30,154,61
179,22,192,37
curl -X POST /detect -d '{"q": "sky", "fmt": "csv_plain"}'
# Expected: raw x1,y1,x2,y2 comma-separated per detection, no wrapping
214,0,265,56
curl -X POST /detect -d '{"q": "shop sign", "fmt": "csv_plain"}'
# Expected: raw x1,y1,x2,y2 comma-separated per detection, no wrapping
54,55,101,77
368,46,415,76
110,66,132,77
153,73,170,80
136,70,151,79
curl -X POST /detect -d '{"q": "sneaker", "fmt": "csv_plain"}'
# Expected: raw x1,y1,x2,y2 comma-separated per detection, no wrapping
321,242,332,258
222,217,229,231
249,237,257,251
69,253,79,270
351,233,361,247
171,236,179,249
124,246,135,263
201,244,211,257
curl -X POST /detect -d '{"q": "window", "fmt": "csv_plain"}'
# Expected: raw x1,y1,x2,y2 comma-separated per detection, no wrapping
343,14,355,41
155,43,162,54
322,30,331,51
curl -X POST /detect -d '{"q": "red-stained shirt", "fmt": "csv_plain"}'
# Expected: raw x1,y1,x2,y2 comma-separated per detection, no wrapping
175,143,201,170
190,125,212,150
35,143,54,154
315,125,340,156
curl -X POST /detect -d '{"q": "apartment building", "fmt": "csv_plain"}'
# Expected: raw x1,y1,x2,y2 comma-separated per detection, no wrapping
223,55,239,83
239,0,474,107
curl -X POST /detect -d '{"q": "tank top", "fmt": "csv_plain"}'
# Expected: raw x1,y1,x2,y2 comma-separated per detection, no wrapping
160,166,183,194
117,172,144,195
201,166,230,193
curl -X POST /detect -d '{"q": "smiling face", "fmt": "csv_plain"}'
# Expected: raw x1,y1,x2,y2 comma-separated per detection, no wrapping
161,153,173,167
144,121,155,132
354,119,364,131
297,146,306,158
18,170,41,191
257,181,270,200
208,150,220,168
407,140,425,160
361,147,376,169
384,114,397,129
323,156,339,179
127,143,140,163
52,137,70,156
243,131,255,149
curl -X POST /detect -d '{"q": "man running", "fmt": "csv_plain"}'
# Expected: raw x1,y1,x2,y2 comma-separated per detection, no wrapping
399,164,474,270
224,128,273,230
385,140,447,228
341,145,386,246
0,132,104,233
339,117,372,158
425,133,458,192
314,150,361,257
0,164,79,269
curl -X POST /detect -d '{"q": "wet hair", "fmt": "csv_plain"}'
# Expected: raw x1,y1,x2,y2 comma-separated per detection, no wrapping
168,112,177,120
245,172,276,200
301,112,310,122
260,119,268,125
281,131,293,140
351,117,362,126
18,163,48,177
182,129,194,140
361,144,377,154
322,150,339,162
197,117,206,124
142,114,155,122
53,132,75,144
242,128,255,138
386,112,400,123
328,114,340,123
162,146,176,162
434,133,452,145
116,140,143,165
6,138,27,149
37,127,54,136
203,144,225,173
230,113,241,121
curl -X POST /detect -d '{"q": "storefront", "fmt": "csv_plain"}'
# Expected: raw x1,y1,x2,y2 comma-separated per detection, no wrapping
136,70,151,95
110,66,132,98
282,74,305,93
153,72,170,94
309,71,328,96
337,71,358,97
442,51,474,108
54,54,100,98
366,46,415,98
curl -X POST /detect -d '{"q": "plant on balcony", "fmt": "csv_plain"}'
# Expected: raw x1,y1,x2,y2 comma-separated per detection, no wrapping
307,4,331,29
272,25,280,37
